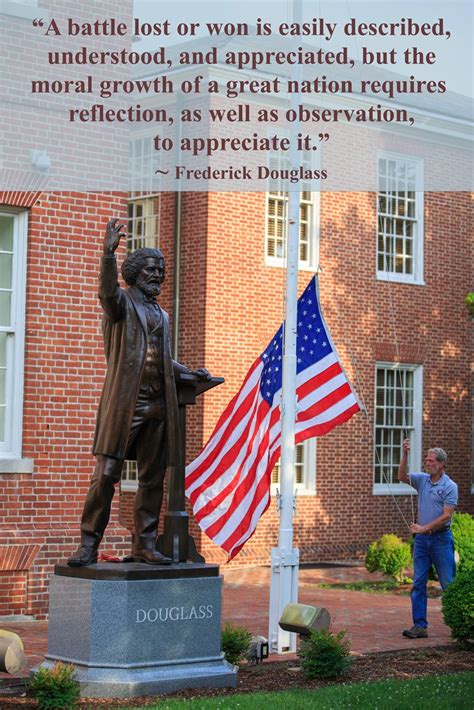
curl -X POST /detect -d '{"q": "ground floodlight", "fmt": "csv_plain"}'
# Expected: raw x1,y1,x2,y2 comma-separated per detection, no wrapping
279,603,331,636
0,629,28,674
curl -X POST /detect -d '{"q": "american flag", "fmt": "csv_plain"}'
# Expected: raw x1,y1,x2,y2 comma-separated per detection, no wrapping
185,276,361,560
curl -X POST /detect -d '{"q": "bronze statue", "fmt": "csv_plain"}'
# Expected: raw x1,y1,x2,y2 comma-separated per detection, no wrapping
68,219,210,567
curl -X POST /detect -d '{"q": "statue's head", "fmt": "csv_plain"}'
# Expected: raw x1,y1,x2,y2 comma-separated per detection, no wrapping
121,248,165,299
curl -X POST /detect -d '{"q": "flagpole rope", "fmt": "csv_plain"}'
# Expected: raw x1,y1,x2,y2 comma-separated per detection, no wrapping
380,214,416,526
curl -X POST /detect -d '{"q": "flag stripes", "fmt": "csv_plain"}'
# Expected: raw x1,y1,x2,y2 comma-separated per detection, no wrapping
185,277,361,560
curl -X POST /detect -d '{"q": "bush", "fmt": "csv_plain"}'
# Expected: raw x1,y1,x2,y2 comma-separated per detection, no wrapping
30,663,79,710
365,534,412,583
442,562,474,643
451,512,474,567
221,621,252,665
297,629,352,679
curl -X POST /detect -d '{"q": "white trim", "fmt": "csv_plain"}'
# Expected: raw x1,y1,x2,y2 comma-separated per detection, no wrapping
373,483,418,496
376,152,424,285
0,457,34,473
0,209,27,459
121,479,138,493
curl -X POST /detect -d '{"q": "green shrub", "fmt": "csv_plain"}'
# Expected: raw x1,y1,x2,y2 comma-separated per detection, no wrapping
30,663,79,709
442,562,474,643
221,621,252,665
297,629,352,679
365,534,412,583
451,512,474,567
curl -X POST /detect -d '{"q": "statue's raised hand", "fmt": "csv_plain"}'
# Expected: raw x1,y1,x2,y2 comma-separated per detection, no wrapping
103,218,126,255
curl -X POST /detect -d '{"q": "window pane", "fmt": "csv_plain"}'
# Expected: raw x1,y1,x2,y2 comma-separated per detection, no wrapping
0,406,4,442
0,292,11,326
0,332,6,365
0,217,14,252
0,254,13,289
377,157,420,278
0,369,5,401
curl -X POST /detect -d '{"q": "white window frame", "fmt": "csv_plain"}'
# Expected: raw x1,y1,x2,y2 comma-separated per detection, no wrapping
129,134,162,198
373,362,423,496
121,460,138,492
265,190,320,269
376,152,424,286
127,196,160,253
271,439,317,496
0,209,31,470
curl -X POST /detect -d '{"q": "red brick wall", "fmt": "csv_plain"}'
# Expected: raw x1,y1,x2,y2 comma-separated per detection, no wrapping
0,192,130,617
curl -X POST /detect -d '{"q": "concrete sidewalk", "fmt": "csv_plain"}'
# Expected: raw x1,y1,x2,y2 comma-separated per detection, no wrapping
0,563,453,680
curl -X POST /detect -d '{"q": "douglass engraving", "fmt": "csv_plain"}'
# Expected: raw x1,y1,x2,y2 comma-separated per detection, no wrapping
136,604,214,623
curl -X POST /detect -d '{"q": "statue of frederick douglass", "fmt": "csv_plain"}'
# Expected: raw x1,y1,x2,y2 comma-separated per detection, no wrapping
68,219,210,567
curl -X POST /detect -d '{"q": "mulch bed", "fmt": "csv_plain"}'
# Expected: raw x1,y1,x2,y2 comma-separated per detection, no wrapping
0,645,472,707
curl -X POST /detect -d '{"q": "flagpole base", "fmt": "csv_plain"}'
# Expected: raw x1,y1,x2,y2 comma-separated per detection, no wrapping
268,547,299,654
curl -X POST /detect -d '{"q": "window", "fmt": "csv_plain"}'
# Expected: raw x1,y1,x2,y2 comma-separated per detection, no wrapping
121,194,160,489
377,154,424,284
0,210,27,461
129,135,161,196
127,198,159,252
373,363,422,494
271,439,316,494
121,460,138,491
265,152,320,269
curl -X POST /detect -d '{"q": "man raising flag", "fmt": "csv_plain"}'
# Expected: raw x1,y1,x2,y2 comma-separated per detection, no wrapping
185,276,361,560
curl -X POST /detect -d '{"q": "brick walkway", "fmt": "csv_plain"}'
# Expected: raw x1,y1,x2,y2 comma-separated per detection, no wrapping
0,564,453,680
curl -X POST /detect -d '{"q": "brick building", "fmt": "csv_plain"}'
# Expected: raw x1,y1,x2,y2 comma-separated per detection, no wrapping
0,3,472,619
0,184,472,618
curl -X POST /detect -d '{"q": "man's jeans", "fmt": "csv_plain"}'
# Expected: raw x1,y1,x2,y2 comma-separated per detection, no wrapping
411,531,456,628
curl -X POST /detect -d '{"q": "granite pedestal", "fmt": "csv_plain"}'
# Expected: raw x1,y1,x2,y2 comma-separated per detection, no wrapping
38,562,237,698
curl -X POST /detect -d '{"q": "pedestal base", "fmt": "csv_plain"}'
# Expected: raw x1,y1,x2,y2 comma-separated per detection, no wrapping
36,563,237,698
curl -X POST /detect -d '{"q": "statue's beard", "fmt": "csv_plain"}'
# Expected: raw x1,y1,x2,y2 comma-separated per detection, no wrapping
136,276,161,298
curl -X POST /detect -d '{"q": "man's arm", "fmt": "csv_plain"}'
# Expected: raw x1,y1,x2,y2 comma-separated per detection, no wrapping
98,218,126,322
398,438,410,484
410,505,455,534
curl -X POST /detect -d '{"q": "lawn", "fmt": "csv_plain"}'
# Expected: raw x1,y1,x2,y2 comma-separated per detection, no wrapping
124,673,474,709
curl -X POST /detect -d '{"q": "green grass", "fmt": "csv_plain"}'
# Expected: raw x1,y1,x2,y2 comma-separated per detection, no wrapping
124,672,474,709
314,580,402,593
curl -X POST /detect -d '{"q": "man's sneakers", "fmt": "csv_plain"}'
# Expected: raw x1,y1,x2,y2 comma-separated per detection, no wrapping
402,625,428,639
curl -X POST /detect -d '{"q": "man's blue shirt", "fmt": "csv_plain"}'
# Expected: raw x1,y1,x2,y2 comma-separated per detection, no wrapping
409,472,458,526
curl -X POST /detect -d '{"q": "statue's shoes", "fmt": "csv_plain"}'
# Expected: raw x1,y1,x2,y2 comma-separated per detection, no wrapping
130,549,172,565
67,546,98,567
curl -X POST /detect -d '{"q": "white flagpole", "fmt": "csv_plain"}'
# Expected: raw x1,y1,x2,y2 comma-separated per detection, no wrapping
268,0,303,654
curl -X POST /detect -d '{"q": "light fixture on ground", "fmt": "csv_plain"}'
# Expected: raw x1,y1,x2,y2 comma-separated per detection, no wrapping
279,603,331,636
0,629,27,674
